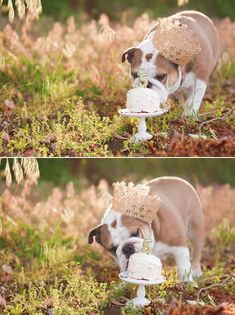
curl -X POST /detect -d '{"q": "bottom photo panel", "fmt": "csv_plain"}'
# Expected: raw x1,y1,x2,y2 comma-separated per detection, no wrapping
0,158,234,315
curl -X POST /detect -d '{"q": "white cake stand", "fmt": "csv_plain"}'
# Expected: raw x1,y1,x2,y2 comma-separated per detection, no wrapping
119,272,166,308
119,109,168,142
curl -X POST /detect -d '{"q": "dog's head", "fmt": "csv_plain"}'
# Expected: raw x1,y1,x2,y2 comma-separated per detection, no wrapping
88,206,154,270
122,37,182,102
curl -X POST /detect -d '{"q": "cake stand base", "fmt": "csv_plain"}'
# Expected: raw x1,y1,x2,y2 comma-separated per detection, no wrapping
119,272,166,309
127,297,151,308
134,131,153,142
119,109,168,143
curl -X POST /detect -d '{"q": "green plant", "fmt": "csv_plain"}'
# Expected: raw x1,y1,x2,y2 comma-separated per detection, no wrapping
212,218,235,259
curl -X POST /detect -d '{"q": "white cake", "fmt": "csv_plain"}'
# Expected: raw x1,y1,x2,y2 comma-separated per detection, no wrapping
126,87,161,113
127,253,162,281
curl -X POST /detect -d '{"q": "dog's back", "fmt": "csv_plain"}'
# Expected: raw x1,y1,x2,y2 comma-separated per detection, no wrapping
147,176,203,224
175,11,221,79
148,176,205,277
147,11,221,82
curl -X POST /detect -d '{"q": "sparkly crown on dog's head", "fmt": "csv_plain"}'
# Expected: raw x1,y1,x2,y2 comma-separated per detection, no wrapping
153,17,202,66
112,182,161,224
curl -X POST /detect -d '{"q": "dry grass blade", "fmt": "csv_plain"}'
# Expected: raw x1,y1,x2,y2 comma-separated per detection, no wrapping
2,158,40,186
1,0,42,21
21,158,40,183
7,0,14,22
178,0,189,6
4,159,12,187
15,0,26,19
12,158,24,184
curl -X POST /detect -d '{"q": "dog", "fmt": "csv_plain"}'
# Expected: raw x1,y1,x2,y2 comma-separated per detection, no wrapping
122,11,221,116
88,177,205,282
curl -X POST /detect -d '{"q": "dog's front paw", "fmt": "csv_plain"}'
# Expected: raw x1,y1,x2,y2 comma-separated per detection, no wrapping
178,269,194,283
177,266,193,282
183,107,199,117
183,103,193,117
192,266,203,278
183,110,194,117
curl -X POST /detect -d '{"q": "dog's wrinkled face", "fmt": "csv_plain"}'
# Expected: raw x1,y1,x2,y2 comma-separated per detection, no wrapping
122,38,182,102
88,207,154,269
116,237,144,271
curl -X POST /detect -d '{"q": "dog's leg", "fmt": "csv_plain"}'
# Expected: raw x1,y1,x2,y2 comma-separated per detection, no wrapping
184,79,207,116
173,247,193,282
188,224,205,278
187,196,206,278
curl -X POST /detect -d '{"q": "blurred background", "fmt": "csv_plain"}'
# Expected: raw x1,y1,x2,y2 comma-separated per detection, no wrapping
0,158,232,187
39,158,235,187
1,158,234,232
41,0,235,21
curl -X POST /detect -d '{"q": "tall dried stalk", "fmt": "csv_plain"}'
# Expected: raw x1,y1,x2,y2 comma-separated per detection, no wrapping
1,158,40,187
1,0,42,22
178,0,189,6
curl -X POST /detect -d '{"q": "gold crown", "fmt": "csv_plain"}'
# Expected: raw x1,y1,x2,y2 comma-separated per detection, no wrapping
112,182,160,224
153,17,202,66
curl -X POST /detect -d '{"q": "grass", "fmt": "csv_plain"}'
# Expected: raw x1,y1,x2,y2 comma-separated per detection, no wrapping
0,223,109,314
0,178,234,314
0,217,235,315
1,222,234,314
0,15,234,157
0,55,128,157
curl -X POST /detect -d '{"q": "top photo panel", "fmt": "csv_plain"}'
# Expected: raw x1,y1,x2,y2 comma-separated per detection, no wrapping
0,0,234,157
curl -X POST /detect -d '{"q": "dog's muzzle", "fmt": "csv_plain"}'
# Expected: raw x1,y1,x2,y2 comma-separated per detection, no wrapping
116,237,144,271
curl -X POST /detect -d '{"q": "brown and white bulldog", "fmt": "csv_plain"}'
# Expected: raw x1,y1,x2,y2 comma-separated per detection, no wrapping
122,11,221,116
88,177,205,282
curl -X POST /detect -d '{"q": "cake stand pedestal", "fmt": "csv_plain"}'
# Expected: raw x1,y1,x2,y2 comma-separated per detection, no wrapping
119,272,166,308
119,109,168,142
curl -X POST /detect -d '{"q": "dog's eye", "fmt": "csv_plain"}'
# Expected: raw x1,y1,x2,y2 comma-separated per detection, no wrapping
131,72,138,79
155,74,167,82
109,246,117,254
131,230,139,237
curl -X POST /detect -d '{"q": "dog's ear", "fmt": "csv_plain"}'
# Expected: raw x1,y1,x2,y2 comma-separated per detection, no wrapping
122,47,137,63
88,225,102,244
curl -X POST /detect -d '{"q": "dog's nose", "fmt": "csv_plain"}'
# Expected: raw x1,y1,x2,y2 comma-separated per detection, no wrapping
122,243,135,258
147,82,153,88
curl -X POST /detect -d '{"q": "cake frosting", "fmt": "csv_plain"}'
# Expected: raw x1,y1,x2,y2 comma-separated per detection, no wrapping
127,253,162,281
126,87,161,113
